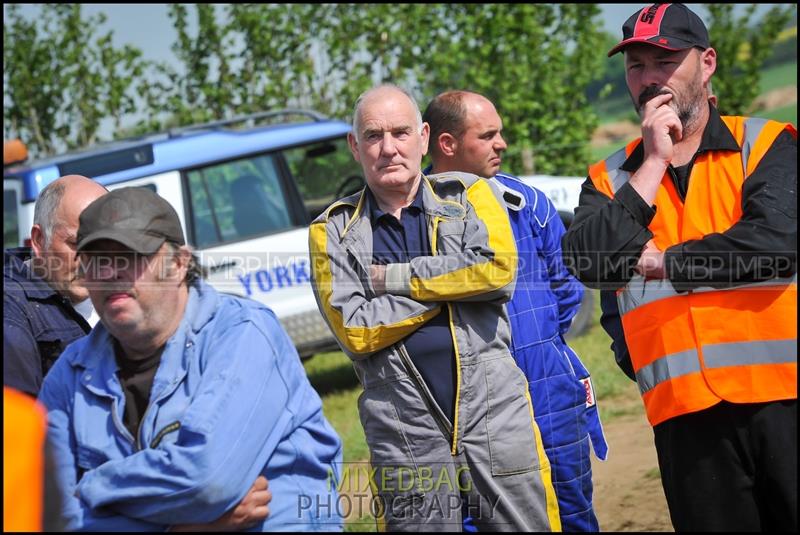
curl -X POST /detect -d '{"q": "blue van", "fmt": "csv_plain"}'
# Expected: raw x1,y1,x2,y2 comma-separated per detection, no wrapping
4,110,366,357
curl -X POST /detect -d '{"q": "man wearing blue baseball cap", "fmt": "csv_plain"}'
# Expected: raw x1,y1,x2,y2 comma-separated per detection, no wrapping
563,4,797,532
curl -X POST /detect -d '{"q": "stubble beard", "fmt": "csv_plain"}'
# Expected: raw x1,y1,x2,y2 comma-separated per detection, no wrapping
634,71,706,137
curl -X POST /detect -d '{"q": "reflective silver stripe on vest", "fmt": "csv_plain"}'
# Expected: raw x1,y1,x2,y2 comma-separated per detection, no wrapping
703,339,797,369
617,275,679,315
635,339,796,395
636,348,701,395
618,275,797,316
604,148,630,194
741,117,769,176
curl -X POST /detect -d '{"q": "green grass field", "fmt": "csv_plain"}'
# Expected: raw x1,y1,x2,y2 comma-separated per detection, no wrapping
589,140,627,166
756,61,797,124
762,102,797,124
304,351,369,463
303,291,641,531
593,95,635,124
759,61,797,93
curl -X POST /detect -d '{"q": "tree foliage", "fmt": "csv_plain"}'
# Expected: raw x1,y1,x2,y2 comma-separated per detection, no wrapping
3,4,147,156
312,4,433,118
135,4,329,132
3,3,795,166
419,4,606,175
705,4,795,116
298,4,606,175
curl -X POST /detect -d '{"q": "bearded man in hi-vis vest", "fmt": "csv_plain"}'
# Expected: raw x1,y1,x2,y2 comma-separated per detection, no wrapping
563,3,796,532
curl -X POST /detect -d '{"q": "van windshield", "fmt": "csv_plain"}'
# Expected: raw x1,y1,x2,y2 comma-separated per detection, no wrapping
186,154,292,248
283,137,364,220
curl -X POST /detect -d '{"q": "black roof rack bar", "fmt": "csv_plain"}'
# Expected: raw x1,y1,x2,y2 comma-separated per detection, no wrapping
167,109,329,138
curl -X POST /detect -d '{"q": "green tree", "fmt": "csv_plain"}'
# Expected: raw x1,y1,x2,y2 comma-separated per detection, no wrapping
419,4,606,175
227,4,325,114
701,4,793,116
313,4,433,119
136,4,233,128
20,4,792,168
150,4,606,175
3,4,148,158
313,4,606,175
136,4,324,132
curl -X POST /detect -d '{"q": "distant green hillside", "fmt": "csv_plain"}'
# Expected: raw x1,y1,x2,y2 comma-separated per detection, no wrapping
761,102,797,124
759,61,797,93
756,61,797,125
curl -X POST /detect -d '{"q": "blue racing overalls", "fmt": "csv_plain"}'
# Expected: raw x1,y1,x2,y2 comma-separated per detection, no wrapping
493,173,608,532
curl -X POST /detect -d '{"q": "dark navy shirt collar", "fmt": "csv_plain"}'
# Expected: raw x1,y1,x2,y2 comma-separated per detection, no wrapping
621,104,741,172
366,180,426,224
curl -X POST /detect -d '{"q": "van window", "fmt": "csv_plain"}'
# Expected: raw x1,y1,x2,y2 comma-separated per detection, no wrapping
186,154,292,248
283,137,364,220
4,188,19,248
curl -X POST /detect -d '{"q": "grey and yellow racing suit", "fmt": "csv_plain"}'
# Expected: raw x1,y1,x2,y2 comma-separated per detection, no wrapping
310,172,560,532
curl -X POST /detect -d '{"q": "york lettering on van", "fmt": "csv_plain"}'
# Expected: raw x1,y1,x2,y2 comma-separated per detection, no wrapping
238,259,311,296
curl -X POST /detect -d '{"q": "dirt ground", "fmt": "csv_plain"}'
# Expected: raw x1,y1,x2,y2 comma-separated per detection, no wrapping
592,408,673,532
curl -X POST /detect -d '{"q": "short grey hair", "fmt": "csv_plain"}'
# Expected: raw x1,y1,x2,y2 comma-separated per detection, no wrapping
33,181,67,248
352,84,423,141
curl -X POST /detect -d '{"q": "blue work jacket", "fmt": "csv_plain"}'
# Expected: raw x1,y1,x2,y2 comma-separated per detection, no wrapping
39,280,343,531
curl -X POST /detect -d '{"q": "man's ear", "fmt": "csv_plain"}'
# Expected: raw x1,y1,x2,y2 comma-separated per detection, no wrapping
30,224,46,259
438,133,458,158
700,47,717,86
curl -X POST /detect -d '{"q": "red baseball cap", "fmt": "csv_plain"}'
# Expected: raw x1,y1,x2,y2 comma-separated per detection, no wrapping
608,3,710,57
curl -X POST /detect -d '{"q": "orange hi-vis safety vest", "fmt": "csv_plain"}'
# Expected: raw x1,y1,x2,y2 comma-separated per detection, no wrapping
588,116,797,427
3,387,48,532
